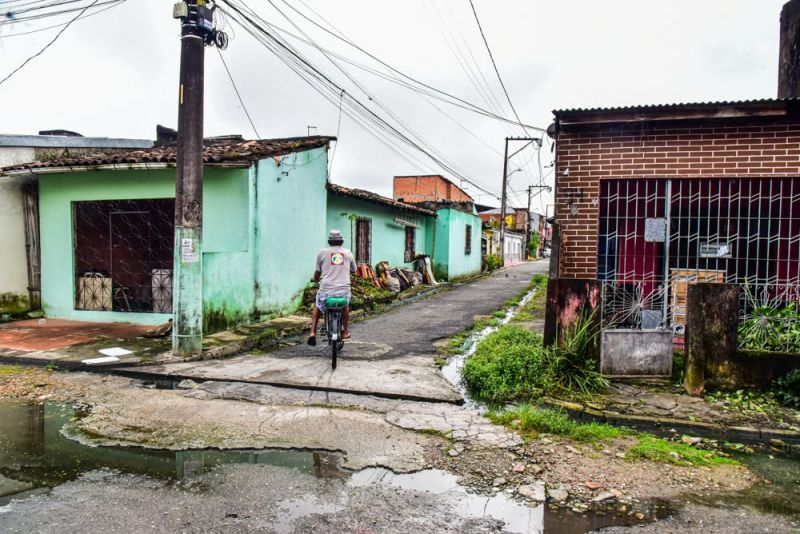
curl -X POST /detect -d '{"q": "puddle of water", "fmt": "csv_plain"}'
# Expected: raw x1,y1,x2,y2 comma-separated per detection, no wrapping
0,399,674,533
689,447,800,518
442,287,538,409
0,400,343,506
348,468,670,534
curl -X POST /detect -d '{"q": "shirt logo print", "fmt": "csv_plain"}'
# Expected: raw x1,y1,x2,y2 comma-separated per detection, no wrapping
330,253,344,265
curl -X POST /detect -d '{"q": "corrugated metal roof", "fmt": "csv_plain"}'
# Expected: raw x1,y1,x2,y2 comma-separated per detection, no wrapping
0,136,335,174
553,97,800,116
328,183,436,216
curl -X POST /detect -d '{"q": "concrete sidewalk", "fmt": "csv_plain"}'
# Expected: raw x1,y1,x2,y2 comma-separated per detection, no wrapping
129,261,548,403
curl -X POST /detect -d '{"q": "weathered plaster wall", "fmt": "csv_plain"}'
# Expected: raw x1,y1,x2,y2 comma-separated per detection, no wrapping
0,181,29,314
254,147,329,318
326,193,432,269
38,167,252,326
434,207,481,280
0,148,37,314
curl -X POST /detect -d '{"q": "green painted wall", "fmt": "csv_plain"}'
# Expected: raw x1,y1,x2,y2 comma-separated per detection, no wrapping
253,147,329,318
39,167,252,326
326,193,434,269
432,207,482,280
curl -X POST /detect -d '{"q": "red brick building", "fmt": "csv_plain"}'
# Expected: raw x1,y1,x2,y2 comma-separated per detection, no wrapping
551,99,800,334
393,175,474,204
478,207,529,233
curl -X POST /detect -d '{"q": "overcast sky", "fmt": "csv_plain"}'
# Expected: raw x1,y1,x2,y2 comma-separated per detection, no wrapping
0,0,788,211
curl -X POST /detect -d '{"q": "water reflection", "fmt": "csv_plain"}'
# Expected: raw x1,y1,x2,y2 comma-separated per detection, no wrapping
0,401,343,506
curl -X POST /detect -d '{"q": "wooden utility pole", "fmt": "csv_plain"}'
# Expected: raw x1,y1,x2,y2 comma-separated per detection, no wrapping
779,0,800,98
526,185,533,257
172,0,212,356
498,137,510,263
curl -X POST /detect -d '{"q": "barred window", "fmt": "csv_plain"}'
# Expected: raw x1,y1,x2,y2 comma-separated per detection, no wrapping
465,224,472,255
404,226,416,263
356,217,372,264
73,199,174,313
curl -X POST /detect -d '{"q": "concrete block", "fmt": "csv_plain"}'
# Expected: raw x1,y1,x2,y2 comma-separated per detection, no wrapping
600,329,673,376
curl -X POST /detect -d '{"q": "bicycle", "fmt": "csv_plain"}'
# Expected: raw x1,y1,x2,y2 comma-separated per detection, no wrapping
323,296,348,369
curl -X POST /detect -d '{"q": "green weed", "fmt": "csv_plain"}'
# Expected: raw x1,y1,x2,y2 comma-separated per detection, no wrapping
0,364,34,376
774,368,800,408
488,405,628,443
626,436,738,467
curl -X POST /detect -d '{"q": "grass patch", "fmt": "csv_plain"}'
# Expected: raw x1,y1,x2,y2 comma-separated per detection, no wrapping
626,436,739,467
463,325,546,402
488,405,628,443
0,364,36,376
511,274,548,323
489,405,738,467
463,312,607,403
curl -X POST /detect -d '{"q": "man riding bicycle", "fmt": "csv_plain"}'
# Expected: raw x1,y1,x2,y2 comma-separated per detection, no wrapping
308,229,357,346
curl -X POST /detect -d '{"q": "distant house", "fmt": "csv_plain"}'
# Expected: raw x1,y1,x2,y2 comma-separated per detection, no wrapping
0,135,334,331
393,174,474,204
478,207,529,233
392,176,482,280
551,98,800,340
482,228,525,263
0,131,153,316
326,184,435,269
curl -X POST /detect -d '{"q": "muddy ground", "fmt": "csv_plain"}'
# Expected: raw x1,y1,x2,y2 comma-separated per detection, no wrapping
1,367,798,533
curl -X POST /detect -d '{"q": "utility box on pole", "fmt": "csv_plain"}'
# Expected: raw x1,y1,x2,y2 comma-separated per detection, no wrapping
172,0,217,357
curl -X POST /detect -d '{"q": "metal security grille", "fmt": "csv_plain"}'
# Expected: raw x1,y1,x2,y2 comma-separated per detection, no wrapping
598,178,800,348
73,199,174,313
355,217,372,264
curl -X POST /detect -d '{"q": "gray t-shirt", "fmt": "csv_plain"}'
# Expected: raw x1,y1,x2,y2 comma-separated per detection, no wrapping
316,246,357,292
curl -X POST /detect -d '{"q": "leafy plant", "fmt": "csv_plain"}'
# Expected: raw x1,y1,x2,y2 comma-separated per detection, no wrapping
528,233,540,258
462,311,607,403
705,389,784,417
485,254,502,271
739,302,800,352
543,312,608,396
774,368,800,408
462,325,547,403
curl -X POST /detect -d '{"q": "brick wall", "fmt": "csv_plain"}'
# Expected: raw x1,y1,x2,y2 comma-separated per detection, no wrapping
555,117,800,278
394,175,473,203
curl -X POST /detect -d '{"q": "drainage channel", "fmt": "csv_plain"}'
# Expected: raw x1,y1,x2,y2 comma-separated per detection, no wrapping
441,285,539,409
0,399,671,533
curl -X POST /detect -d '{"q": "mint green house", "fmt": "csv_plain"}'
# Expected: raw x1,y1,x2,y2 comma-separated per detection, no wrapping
430,205,482,280
326,185,481,281
326,184,435,269
1,137,333,331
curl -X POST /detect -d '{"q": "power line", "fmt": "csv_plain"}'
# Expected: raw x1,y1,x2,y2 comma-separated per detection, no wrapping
257,0,543,132
1,0,125,37
220,0,502,199
216,47,260,139
0,0,99,86
467,0,531,139
327,89,344,180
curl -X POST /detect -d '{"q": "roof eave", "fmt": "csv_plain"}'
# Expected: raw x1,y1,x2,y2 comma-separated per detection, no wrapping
553,100,797,128
0,160,252,178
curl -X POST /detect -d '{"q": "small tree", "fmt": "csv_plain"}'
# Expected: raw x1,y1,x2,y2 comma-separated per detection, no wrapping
528,233,540,259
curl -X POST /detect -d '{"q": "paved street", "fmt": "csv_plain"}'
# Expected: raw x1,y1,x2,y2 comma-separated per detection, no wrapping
130,261,548,402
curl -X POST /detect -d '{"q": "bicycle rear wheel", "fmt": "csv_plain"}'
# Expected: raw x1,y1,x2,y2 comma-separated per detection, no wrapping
331,333,338,369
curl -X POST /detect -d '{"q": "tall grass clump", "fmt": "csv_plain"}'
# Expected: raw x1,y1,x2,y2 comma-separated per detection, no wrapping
462,312,607,403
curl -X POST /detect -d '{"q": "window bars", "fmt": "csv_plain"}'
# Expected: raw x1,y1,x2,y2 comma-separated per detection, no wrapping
598,178,800,351
73,199,174,313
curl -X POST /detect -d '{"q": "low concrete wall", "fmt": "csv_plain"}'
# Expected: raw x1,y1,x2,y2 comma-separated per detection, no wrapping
600,329,673,376
684,282,800,393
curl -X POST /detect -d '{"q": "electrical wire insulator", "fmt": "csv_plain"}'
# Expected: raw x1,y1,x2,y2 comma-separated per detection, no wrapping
214,30,228,49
